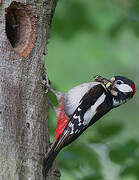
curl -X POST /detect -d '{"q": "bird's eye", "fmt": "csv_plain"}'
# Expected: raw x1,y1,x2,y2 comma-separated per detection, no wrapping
116,80,123,85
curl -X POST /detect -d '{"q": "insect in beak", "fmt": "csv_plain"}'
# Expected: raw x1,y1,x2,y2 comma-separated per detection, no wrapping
94,75,118,96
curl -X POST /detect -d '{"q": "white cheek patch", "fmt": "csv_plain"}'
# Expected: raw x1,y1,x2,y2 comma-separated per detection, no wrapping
117,84,132,93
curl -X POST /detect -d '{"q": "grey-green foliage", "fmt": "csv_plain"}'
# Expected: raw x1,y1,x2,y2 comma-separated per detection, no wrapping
45,0,139,179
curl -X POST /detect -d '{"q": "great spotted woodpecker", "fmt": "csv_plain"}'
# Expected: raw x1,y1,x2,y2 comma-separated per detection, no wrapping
42,75,135,178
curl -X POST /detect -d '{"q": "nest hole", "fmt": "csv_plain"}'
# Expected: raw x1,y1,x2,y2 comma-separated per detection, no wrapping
6,7,19,47
5,1,37,58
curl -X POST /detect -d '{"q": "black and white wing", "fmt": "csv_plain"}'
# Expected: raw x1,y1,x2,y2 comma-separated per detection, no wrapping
54,84,110,151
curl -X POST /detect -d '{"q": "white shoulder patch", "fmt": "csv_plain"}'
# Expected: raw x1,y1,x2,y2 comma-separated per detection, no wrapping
117,84,132,93
64,82,103,116
83,93,106,125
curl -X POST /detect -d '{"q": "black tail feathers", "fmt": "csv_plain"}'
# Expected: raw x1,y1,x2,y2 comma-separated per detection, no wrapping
42,149,59,179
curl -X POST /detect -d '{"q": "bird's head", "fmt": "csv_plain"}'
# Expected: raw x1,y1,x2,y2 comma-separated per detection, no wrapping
109,76,135,107
94,75,136,107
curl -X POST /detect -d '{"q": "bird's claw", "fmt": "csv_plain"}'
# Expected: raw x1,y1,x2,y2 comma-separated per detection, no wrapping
42,74,51,94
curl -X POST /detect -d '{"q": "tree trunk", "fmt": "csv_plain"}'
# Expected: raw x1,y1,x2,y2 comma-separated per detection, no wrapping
0,1,60,180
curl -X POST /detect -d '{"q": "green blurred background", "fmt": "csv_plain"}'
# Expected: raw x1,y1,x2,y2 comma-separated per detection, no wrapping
45,0,139,179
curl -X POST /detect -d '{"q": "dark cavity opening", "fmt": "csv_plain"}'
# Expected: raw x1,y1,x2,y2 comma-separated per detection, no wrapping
5,1,36,58
5,7,19,47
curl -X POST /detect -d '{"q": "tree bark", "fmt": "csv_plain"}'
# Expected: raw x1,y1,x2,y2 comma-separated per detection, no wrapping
0,0,60,180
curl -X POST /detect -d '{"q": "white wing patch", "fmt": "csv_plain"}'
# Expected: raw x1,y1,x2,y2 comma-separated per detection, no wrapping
83,93,106,125
78,107,82,111
68,122,74,134
117,84,132,93
73,114,82,126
